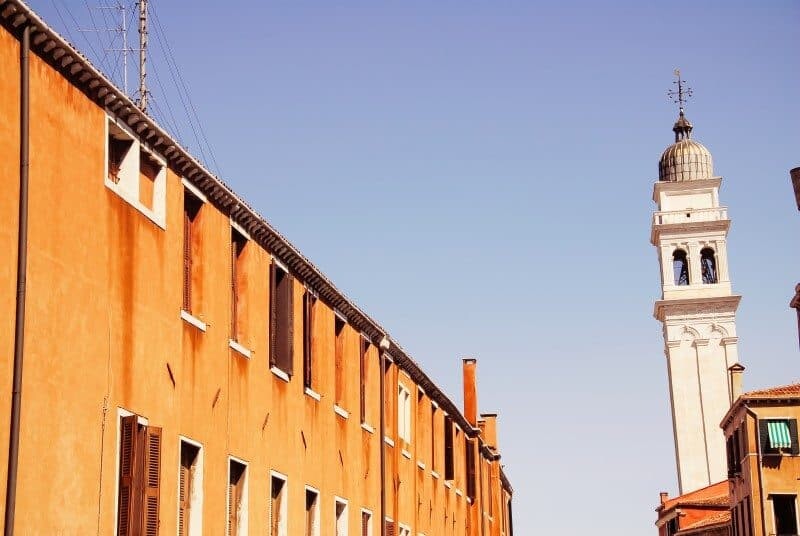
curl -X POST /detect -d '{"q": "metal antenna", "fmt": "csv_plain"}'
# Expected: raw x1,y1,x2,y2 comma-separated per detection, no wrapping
667,68,693,113
79,2,130,94
137,0,148,112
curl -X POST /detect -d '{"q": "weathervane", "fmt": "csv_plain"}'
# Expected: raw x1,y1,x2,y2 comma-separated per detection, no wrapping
667,69,692,113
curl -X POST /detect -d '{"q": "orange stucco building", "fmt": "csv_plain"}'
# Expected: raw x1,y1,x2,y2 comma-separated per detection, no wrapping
0,1,513,534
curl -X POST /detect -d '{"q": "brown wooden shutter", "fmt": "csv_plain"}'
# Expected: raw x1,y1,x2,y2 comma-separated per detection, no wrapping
183,206,192,312
118,415,138,536
231,232,239,341
273,269,294,375
359,338,367,423
789,419,800,455
178,461,187,536
361,511,369,536
466,437,476,500
285,273,294,375
758,419,771,454
384,519,395,536
143,426,162,536
444,416,454,480
228,479,236,536
269,262,277,368
303,291,314,389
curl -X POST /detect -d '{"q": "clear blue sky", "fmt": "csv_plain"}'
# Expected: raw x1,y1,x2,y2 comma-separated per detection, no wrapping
31,0,800,533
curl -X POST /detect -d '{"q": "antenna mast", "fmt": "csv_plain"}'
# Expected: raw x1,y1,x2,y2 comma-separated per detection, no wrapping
137,0,148,112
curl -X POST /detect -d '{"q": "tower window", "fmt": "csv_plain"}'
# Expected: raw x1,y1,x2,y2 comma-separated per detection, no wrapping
672,249,689,286
700,248,717,284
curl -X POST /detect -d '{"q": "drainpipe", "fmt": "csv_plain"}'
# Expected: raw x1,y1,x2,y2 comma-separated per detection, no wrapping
478,445,485,536
745,406,767,536
378,336,390,536
5,23,31,536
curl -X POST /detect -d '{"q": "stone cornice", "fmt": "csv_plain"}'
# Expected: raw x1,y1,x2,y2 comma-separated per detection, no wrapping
654,295,741,321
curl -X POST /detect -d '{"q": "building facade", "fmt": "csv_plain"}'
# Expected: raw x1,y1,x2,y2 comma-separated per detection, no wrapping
0,1,513,534
652,107,742,494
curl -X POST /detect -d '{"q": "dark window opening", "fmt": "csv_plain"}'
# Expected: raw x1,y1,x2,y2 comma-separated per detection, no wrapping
701,247,718,284
305,489,318,536
138,151,162,209
303,291,316,389
360,337,369,423
231,229,247,342
465,437,476,501
179,442,200,536
182,193,202,313
773,495,798,536
430,405,437,471
335,317,346,406
673,249,689,285
270,263,294,374
108,135,133,184
444,415,454,480
361,511,371,536
384,360,395,438
269,475,285,536
228,461,246,536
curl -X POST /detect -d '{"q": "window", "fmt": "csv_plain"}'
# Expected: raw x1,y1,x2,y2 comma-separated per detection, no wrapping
231,228,248,343
384,360,395,439
117,414,161,536
398,525,411,536
228,459,248,536
106,118,166,227
398,384,411,443
178,439,203,536
182,191,203,314
360,337,369,423
270,473,287,536
430,405,437,473
335,316,346,407
772,495,798,536
360,509,372,536
303,291,317,390
759,418,799,454
270,262,294,375
465,438,476,501
305,487,319,536
335,498,348,536
444,415,454,480
673,249,689,285
384,518,395,536
700,247,717,284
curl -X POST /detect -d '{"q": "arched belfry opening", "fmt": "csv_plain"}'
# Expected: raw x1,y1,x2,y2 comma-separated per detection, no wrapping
673,249,689,285
701,248,717,284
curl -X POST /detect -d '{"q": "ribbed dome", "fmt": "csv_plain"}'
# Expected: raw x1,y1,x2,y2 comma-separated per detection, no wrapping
658,111,714,182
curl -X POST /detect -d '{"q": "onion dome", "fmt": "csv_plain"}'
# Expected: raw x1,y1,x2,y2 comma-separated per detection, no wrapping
658,111,714,182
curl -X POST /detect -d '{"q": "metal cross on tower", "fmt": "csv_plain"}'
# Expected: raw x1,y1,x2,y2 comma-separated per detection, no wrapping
667,68,693,113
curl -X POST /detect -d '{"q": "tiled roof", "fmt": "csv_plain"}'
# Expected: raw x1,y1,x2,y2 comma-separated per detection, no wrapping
744,383,800,399
659,481,729,512
677,510,731,534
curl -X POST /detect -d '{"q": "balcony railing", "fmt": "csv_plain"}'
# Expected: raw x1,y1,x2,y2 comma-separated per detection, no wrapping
653,207,728,226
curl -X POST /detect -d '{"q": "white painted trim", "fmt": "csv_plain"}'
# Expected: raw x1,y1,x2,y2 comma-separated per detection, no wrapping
431,470,440,479
304,387,321,402
361,423,375,434
334,496,349,536
334,405,350,419
272,257,289,273
270,468,289,481
181,310,208,332
417,461,426,470
455,488,463,497
230,218,251,241
384,352,394,363
182,178,207,203
360,331,371,342
417,385,425,396
334,308,347,322
431,400,439,409
271,366,290,383
177,436,204,536
229,339,252,359
444,481,453,489
104,178,167,229
384,436,395,447
401,449,412,459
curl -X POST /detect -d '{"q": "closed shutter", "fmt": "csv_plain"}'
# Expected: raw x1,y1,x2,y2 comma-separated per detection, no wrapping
276,272,294,375
466,438,476,500
231,234,239,340
361,511,369,536
143,426,162,536
183,207,192,311
360,339,367,423
789,419,800,455
118,415,138,536
444,416,454,480
758,419,770,454
269,262,277,368
303,292,314,389
384,520,395,536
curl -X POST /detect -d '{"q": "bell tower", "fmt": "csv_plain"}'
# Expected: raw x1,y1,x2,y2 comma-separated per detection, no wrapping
652,73,741,494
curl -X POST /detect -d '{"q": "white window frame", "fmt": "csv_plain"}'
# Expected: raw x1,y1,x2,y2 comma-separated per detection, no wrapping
398,523,411,536
769,493,799,536
269,470,288,536
227,456,249,536
304,485,320,536
334,496,349,536
398,383,412,443
177,437,204,536
360,508,373,536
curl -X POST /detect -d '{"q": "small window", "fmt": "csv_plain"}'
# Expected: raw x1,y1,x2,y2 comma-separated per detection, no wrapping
270,474,287,536
772,495,798,536
465,437,476,501
398,384,411,443
117,414,162,536
335,498,348,536
359,337,370,423
270,262,294,375
430,405,437,472
335,317,346,407
444,415,454,480
673,249,689,286
384,360,395,439
228,459,248,536
305,487,319,536
397,525,411,536
360,510,372,536
179,440,203,536
182,192,203,314
700,247,717,284
759,418,799,454
303,291,317,390
384,519,395,536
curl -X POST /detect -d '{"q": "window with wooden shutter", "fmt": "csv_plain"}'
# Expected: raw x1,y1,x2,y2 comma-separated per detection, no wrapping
430,406,437,472
182,192,202,313
465,437,476,501
335,317,346,406
228,460,246,536
360,510,371,536
359,338,369,423
270,475,286,536
303,291,316,389
270,262,294,375
334,499,348,536
179,441,200,536
444,416,454,480
117,415,161,536
231,229,247,342
384,519,395,536
305,488,319,536
383,360,395,438
117,415,138,536
143,426,162,536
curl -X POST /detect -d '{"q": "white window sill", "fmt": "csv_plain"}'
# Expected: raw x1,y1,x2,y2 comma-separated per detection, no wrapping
384,436,395,447
334,405,349,419
180,310,207,332
431,470,439,479
304,387,321,401
467,497,473,505
361,423,375,434
229,339,252,358
444,481,453,489
270,366,290,383
401,449,412,460
104,178,166,229
417,461,426,470
455,488,463,497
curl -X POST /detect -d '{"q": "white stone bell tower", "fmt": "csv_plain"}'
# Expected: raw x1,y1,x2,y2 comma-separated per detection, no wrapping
651,81,741,494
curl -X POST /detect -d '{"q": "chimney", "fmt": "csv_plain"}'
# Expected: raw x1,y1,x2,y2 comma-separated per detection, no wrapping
481,413,498,450
462,358,478,427
660,492,669,506
729,363,745,404
791,167,800,211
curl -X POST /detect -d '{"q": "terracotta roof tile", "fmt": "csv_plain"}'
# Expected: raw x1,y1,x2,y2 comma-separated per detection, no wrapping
744,383,800,399
660,481,729,512
678,510,731,532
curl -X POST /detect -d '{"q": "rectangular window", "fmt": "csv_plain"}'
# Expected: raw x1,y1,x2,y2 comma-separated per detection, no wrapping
305,487,319,536
384,519,395,536
335,498,348,536
270,262,294,375
444,415,454,480
430,405,437,472
228,459,247,536
182,192,203,314
117,414,161,536
759,418,799,454
360,509,372,536
465,437,476,501
772,495,798,536
335,316,346,407
398,384,411,443
179,440,203,536
360,337,369,423
270,474,287,536
384,360,395,439
397,525,410,536
303,291,317,390
231,229,248,343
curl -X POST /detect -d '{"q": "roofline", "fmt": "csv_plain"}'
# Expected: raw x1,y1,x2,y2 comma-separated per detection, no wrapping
722,392,800,427
0,0,508,474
